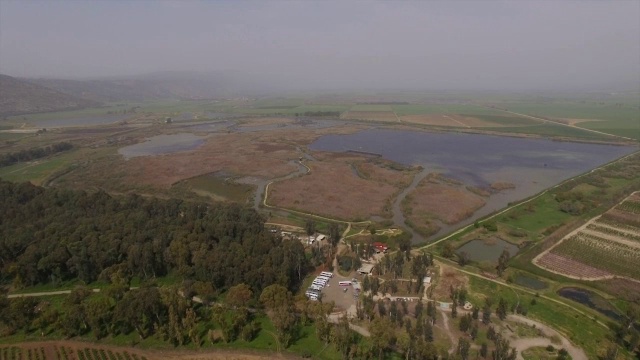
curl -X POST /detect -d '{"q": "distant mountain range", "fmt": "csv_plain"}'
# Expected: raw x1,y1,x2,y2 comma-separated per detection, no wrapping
0,71,278,117
0,74,100,117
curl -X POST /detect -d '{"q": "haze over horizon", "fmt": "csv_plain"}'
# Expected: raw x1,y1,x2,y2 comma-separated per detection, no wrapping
1,0,639,92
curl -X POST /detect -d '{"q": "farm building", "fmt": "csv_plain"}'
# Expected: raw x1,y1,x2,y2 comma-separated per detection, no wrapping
357,263,375,275
373,242,388,253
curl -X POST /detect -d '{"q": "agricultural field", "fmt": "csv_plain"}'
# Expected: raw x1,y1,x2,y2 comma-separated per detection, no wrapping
0,344,148,360
478,99,640,140
534,191,640,280
340,111,398,122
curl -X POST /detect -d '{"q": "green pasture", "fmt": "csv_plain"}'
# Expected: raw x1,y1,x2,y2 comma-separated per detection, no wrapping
483,123,616,140
0,150,81,185
502,101,638,122
350,104,393,112
391,104,505,116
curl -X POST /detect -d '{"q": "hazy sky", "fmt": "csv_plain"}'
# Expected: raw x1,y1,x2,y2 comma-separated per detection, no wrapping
1,0,639,91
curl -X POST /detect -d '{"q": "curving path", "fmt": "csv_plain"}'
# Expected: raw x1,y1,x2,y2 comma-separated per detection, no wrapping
508,314,587,360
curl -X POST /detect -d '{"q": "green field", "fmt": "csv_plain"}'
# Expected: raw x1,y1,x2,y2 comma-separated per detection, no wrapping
172,173,254,203
349,104,393,112
0,150,81,185
392,104,505,116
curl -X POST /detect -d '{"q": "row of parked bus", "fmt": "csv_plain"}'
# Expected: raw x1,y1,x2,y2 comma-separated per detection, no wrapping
305,271,334,301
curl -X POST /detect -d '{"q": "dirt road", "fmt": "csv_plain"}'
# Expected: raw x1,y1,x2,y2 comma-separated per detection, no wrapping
508,314,587,360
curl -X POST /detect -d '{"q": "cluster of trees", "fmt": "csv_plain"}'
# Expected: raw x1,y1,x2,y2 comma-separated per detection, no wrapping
0,142,73,167
0,180,308,294
0,283,202,344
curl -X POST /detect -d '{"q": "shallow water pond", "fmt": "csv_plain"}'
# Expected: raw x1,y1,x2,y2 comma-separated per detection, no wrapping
118,133,206,159
457,238,519,262
557,287,622,321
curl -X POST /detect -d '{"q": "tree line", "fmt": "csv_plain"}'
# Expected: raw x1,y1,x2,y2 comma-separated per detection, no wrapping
0,142,73,168
0,180,308,294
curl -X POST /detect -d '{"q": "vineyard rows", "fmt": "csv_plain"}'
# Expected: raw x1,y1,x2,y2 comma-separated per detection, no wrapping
551,232,640,279
616,200,640,215
587,223,640,243
535,252,611,279
594,218,640,237
0,346,147,360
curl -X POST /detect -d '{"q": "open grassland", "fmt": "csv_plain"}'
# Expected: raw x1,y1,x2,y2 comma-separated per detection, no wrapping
496,100,638,123
0,149,86,185
349,104,393,112
268,155,416,221
391,104,506,116
340,111,397,122
484,99,640,140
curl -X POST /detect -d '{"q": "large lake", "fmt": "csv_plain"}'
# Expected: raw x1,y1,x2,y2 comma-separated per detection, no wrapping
310,129,637,240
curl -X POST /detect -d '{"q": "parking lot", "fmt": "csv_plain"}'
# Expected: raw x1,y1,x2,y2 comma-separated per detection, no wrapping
319,272,359,312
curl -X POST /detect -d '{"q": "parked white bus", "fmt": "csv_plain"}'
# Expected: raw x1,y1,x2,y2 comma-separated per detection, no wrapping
316,276,330,282
338,281,352,286
312,280,326,286
320,272,334,278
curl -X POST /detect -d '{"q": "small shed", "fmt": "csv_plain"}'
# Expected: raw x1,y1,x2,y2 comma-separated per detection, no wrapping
357,263,375,275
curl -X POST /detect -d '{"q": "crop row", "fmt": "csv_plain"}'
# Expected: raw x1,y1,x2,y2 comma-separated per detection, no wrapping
586,223,640,242
0,347,22,360
595,218,640,235
536,252,611,279
616,200,640,215
0,347,148,360
552,233,640,279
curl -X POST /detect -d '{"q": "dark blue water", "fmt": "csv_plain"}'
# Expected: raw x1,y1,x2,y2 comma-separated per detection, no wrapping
309,129,636,186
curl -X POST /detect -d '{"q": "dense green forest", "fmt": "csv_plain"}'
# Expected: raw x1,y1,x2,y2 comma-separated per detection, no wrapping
0,142,73,168
0,180,307,292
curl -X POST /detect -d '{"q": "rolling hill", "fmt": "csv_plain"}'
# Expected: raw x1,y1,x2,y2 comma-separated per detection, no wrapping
0,74,100,117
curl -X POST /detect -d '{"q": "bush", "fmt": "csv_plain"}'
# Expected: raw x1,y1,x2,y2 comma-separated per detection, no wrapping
482,222,498,232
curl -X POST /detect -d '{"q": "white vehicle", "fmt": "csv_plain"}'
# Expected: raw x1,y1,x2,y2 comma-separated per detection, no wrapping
320,271,334,278
312,280,326,287
310,284,322,291
338,281,352,286
316,276,331,282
